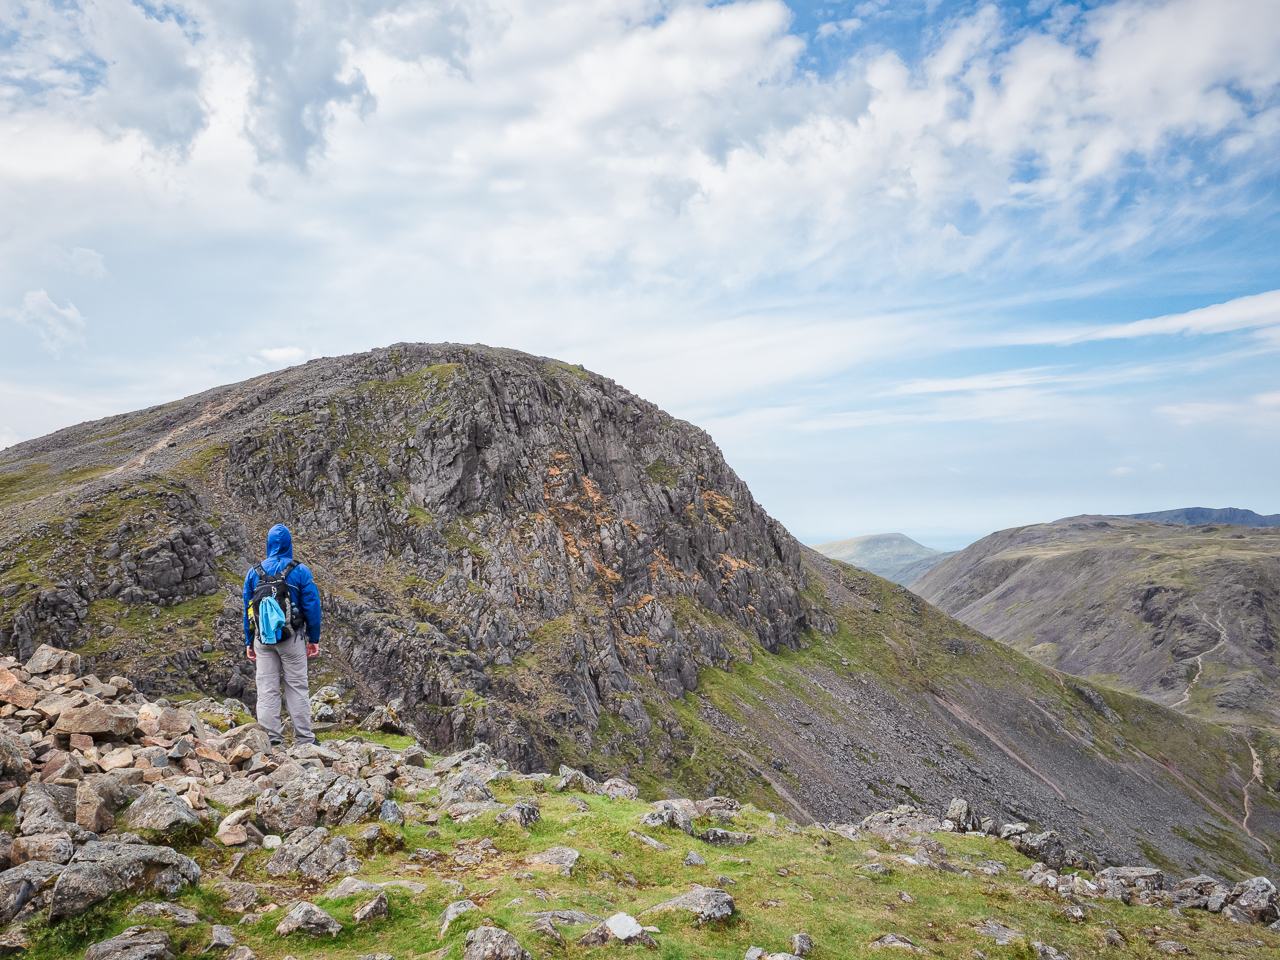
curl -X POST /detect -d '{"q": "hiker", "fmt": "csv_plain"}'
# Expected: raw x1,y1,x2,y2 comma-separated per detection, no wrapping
243,523,321,746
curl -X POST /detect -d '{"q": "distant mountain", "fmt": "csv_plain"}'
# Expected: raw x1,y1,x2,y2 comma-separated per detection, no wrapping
914,514,1280,728
810,532,956,585
1125,507,1280,527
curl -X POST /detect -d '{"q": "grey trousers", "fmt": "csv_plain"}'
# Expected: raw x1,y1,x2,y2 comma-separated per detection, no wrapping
254,637,315,744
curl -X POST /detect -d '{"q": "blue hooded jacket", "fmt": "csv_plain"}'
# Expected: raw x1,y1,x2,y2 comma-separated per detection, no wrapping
243,524,322,646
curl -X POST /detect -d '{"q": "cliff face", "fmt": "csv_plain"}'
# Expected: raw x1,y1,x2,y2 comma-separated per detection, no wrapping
912,515,1280,728
218,345,830,769
1,347,1278,878
0,345,830,774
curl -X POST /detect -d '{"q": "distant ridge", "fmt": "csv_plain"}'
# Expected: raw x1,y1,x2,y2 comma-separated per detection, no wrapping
1125,506,1280,527
810,532,955,585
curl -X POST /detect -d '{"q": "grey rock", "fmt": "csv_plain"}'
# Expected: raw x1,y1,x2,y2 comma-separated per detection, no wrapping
698,828,754,847
495,802,540,828
49,841,201,920
1096,865,1165,891
1031,943,1069,959
973,919,1022,944
84,925,174,960
204,924,237,953
215,881,260,913
868,933,923,952
130,901,200,926
464,926,531,960
640,806,694,836
274,901,342,937
353,891,389,923
791,932,813,956
256,777,326,833
379,798,405,826
16,784,72,836
439,898,479,936
599,777,639,800
525,846,579,876
529,916,562,945
525,909,602,925
628,831,669,851
125,785,200,833
0,860,64,923
11,832,73,865
325,876,384,899
684,850,706,866
1231,876,1278,924
205,779,262,809
641,885,735,923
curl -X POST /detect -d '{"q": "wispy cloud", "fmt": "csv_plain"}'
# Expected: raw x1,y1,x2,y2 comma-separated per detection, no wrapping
8,290,87,353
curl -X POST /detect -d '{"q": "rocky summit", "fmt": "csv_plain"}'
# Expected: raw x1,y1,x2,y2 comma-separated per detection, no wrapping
0,344,1278,890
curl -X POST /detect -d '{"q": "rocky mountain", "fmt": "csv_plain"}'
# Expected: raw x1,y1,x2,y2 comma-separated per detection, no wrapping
1,345,1278,879
810,533,955,585
1126,507,1280,527
913,514,1280,730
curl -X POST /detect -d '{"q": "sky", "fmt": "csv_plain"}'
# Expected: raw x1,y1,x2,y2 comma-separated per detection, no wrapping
2,0,1279,550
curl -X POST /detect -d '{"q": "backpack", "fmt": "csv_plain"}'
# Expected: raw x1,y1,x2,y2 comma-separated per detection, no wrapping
249,560,300,644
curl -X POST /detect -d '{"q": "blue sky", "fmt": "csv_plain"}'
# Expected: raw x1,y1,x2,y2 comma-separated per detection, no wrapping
2,0,1279,550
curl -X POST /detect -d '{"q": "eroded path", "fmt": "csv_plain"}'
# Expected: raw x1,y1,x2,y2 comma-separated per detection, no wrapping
1171,601,1229,709
1243,741,1271,854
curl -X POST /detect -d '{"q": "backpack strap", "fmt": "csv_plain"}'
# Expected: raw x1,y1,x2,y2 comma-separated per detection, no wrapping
253,562,266,579
281,559,300,579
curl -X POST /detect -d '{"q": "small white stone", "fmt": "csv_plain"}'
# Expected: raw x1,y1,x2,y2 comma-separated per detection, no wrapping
605,912,643,941
262,835,283,849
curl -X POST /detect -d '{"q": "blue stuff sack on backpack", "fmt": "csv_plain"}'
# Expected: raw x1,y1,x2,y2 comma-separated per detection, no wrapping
257,595,286,644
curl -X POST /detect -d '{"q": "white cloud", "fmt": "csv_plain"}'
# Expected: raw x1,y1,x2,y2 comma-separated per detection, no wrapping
1110,466,1134,475
817,18,861,39
8,290,87,353
259,346,308,365
1049,289,1280,345
65,247,107,278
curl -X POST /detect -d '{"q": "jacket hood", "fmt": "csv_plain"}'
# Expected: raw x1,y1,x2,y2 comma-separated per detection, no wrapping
265,524,293,560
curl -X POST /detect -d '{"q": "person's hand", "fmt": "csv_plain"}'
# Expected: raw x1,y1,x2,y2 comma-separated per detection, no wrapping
246,645,256,661
306,642,320,658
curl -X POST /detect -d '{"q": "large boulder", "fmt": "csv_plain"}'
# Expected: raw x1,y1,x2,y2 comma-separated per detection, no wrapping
16,784,73,836
214,881,260,913
464,926,532,960
206,778,262,810
641,886,735,924
49,841,201,920
0,860,64,923
84,926,174,960
639,806,693,836
25,644,82,676
256,777,326,834
265,826,360,880
10,833,73,865
1231,876,1278,924
53,703,139,739
125,785,201,833
274,900,342,937
0,669,37,710
220,723,273,758
0,730,29,786
525,846,580,877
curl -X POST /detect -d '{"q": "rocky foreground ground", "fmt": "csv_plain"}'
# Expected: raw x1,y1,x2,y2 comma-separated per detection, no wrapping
0,644,1275,958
